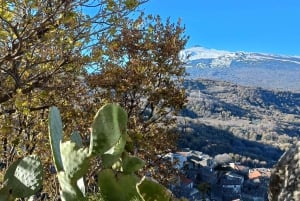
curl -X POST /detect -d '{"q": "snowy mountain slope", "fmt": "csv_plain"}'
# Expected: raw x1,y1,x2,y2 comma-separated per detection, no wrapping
181,46,300,91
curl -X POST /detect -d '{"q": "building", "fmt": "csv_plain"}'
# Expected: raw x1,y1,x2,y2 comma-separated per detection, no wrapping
248,168,271,181
221,172,244,201
229,162,250,176
187,151,214,170
164,151,191,169
242,168,271,201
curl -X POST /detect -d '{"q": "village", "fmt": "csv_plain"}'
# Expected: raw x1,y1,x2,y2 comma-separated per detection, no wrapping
165,149,271,201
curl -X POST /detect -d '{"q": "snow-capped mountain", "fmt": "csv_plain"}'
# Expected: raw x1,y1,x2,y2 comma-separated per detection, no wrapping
181,46,300,92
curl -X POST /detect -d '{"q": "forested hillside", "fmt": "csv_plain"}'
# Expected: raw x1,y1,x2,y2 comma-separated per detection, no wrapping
178,78,300,167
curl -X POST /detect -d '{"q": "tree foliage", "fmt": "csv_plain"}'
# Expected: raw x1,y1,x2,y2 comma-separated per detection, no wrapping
0,0,147,197
88,13,188,184
0,0,188,198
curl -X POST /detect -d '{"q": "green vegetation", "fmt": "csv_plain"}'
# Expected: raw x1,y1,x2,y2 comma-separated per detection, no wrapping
2,0,298,200
197,182,211,201
48,103,172,201
0,104,173,200
0,0,187,198
88,12,188,184
0,155,43,201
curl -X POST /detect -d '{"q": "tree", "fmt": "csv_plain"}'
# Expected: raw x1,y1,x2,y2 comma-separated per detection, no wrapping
214,153,232,166
88,13,188,184
0,0,147,198
0,0,189,197
197,182,211,201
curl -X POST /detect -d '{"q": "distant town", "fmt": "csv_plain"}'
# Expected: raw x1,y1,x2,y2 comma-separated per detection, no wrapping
166,148,271,201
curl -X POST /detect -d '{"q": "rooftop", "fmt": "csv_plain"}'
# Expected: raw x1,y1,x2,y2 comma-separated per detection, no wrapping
249,168,271,180
180,175,193,186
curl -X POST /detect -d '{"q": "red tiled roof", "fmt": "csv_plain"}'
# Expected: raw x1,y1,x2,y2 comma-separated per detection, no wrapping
249,168,271,180
249,170,262,180
180,175,193,185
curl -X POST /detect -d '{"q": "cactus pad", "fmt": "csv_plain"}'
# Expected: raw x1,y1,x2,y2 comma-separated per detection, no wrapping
3,155,43,198
98,169,141,201
60,141,89,181
89,104,127,156
137,177,172,201
49,106,64,172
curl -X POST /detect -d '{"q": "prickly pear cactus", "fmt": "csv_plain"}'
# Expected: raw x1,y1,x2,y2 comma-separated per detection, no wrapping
48,104,129,201
48,104,172,201
58,141,89,201
0,155,43,201
48,106,64,172
89,103,128,156
70,131,86,195
98,169,141,201
49,107,87,201
137,177,172,201
70,131,83,148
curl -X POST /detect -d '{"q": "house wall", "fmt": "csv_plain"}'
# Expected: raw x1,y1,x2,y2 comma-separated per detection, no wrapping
223,185,241,193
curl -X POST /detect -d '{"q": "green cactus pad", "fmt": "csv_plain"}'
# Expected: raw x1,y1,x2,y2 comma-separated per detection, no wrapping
3,155,43,198
70,130,83,148
89,104,127,156
60,141,89,181
122,154,145,175
0,185,13,201
137,177,172,201
101,134,127,168
57,172,87,201
70,131,86,195
49,106,64,172
98,169,141,201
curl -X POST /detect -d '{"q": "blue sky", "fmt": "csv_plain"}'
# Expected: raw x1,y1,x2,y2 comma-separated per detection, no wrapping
141,0,300,56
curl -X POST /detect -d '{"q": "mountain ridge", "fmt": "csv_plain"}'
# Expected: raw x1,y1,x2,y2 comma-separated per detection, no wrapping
181,46,300,92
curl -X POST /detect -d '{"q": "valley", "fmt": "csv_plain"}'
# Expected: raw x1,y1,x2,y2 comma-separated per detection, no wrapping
177,78,300,168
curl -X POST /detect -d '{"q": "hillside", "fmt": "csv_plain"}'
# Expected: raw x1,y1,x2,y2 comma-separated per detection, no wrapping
177,78,300,167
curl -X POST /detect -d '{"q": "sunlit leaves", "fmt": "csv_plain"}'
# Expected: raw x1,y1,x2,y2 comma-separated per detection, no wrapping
89,12,188,184
0,2,14,21
107,0,117,11
0,0,146,199
125,0,139,10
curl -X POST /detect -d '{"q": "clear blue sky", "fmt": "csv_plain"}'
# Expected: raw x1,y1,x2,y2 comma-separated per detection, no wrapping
141,0,300,56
